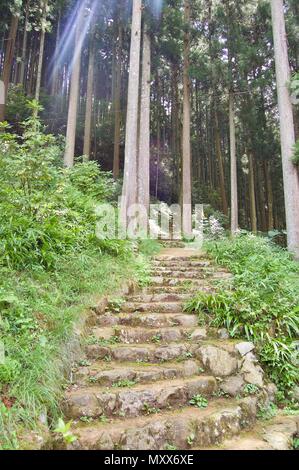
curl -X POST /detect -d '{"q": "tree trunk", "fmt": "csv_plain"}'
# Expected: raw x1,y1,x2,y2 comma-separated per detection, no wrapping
248,152,257,233
0,14,19,121
83,24,95,159
155,72,161,201
265,161,274,231
120,0,142,227
271,0,299,258
113,20,123,179
51,8,61,96
64,10,84,167
19,1,30,86
34,2,48,111
137,26,151,218
171,62,180,202
229,91,238,234
182,0,192,237
214,105,228,215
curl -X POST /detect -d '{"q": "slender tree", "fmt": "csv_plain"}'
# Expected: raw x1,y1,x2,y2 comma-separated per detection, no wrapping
229,91,238,234
113,14,123,179
182,0,192,237
83,20,95,159
34,0,48,113
137,24,151,224
0,8,19,121
120,0,142,227
64,3,84,168
19,0,30,86
271,0,299,258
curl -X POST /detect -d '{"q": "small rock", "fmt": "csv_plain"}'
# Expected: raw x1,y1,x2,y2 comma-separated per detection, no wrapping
244,352,258,362
190,328,207,341
196,345,237,377
239,396,258,423
241,357,264,387
235,342,255,357
264,383,278,402
291,385,299,401
218,328,229,340
182,360,199,377
93,327,115,340
220,375,244,397
86,345,110,360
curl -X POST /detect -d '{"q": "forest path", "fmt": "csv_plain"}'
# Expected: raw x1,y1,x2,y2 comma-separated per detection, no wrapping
59,244,298,450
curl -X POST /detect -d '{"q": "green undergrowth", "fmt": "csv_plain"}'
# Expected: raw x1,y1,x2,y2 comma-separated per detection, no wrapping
0,249,146,449
0,104,151,449
185,234,299,395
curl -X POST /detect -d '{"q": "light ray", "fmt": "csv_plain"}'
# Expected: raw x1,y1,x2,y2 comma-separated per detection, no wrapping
48,0,99,89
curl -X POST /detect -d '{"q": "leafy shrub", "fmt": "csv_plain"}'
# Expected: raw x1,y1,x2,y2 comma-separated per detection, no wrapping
185,234,299,391
0,358,22,385
0,104,129,269
293,140,299,166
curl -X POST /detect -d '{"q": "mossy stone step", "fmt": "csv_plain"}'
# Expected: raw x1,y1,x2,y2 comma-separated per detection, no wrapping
64,376,217,420
96,312,199,328
57,398,257,450
73,360,206,387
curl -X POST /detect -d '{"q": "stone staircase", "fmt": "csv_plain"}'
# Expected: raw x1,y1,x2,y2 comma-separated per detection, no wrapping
60,246,298,450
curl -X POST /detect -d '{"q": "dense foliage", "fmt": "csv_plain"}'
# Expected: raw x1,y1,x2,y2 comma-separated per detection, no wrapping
0,104,145,448
0,103,128,270
185,235,299,392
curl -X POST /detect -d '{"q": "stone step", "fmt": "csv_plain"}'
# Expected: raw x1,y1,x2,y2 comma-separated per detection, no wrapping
149,277,208,286
194,415,299,450
147,285,214,295
152,266,211,273
150,272,232,285
96,312,199,328
73,360,205,387
85,341,197,363
151,271,210,279
90,325,208,344
120,301,184,314
84,341,240,376
154,255,207,262
64,397,257,450
159,241,186,248
152,260,211,268
127,293,191,303
64,376,217,420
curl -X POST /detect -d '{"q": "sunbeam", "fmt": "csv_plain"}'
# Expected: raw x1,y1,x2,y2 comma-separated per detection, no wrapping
48,0,99,87
150,0,164,18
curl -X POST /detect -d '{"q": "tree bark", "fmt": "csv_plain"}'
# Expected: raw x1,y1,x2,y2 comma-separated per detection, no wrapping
51,8,61,96
248,152,257,233
19,1,30,86
120,0,142,227
137,26,151,217
113,19,123,179
83,23,95,159
229,91,238,234
265,160,274,231
214,105,228,215
271,0,299,258
64,9,84,167
182,0,192,237
0,14,19,121
34,1,48,113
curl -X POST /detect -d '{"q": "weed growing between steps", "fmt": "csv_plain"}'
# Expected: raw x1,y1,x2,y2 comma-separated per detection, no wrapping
185,234,299,396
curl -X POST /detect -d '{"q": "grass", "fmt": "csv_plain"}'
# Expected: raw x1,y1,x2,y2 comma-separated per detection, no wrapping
185,234,299,394
0,247,148,449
